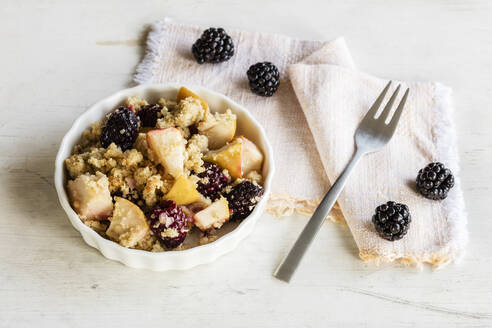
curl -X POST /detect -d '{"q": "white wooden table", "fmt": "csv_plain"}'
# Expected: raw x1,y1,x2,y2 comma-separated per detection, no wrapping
1,1,491,327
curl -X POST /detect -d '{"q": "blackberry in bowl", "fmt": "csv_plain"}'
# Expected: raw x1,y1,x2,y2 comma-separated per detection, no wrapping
225,180,264,221
196,162,230,201
416,162,455,200
148,200,189,249
137,104,162,127
100,106,139,151
372,201,411,241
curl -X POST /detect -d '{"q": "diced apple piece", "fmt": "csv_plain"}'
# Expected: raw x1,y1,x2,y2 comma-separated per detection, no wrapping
146,127,186,178
177,86,208,113
203,136,263,179
240,137,263,176
199,120,236,149
193,197,230,231
67,172,113,220
198,110,237,149
164,175,201,205
204,140,242,179
106,197,150,248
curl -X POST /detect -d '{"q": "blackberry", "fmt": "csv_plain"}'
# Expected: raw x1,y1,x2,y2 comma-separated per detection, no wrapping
416,162,455,200
372,201,411,241
225,180,264,221
189,125,199,136
137,104,162,127
192,27,235,64
247,62,280,97
196,162,230,201
147,200,189,248
100,107,139,151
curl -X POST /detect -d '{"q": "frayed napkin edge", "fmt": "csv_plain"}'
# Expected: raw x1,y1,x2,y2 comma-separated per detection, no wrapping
266,192,345,224
134,20,166,84
430,82,468,265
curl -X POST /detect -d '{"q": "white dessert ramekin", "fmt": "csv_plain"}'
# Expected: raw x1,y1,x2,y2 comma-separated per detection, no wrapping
54,84,274,271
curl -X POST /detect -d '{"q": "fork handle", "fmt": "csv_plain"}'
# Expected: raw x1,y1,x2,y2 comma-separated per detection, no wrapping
274,148,365,282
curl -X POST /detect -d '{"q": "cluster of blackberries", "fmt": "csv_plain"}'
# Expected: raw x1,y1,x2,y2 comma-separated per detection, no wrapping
191,27,280,97
146,174,264,249
373,162,455,241
100,104,164,151
196,163,264,221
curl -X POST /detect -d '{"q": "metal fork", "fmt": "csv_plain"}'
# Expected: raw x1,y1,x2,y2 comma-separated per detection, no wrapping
274,81,410,282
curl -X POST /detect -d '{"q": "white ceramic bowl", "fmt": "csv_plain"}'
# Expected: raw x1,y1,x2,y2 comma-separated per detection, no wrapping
54,84,274,271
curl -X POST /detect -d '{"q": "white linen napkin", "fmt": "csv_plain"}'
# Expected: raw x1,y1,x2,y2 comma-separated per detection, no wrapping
135,20,467,267
289,45,467,267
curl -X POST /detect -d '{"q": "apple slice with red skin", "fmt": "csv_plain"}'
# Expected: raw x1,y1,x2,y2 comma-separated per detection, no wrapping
198,112,236,149
67,172,113,220
240,137,263,177
146,127,186,178
203,136,263,179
